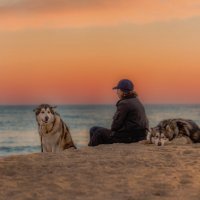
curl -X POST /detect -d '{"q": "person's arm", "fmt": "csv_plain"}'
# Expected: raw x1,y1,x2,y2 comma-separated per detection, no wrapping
111,102,129,131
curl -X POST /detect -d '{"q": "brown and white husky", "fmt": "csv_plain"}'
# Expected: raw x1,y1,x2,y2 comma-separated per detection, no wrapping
34,104,76,152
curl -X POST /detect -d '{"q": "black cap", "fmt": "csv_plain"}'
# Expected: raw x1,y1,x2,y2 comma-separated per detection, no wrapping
113,79,134,92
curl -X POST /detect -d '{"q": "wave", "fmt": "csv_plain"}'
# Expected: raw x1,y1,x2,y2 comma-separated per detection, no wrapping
0,145,40,153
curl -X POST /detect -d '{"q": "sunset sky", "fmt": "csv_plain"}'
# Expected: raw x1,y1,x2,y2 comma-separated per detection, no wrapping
1,0,200,104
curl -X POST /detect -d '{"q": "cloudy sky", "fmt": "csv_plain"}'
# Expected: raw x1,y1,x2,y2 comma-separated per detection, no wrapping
1,0,200,104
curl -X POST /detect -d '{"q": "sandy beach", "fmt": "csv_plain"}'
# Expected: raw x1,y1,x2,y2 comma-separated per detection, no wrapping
1,142,200,200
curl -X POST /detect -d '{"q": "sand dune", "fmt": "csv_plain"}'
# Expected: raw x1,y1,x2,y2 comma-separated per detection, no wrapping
1,143,200,200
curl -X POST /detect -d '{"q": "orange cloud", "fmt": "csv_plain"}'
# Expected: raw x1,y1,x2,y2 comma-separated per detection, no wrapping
1,0,200,30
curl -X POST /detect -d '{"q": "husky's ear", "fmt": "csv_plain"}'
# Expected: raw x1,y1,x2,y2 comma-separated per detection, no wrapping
33,107,41,115
49,105,57,114
33,104,43,113
150,127,156,135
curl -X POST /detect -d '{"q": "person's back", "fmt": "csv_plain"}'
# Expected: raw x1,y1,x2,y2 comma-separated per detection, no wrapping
88,79,149,146
111,95,148,132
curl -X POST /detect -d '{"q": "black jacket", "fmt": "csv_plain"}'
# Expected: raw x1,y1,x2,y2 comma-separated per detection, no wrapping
111,94,149,134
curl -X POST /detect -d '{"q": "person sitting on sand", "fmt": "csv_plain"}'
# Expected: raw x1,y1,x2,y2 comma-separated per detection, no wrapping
88,79,149,146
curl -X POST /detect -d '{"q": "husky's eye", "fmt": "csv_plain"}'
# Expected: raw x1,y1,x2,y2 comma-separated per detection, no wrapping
47,111,50,114
41,111,45,114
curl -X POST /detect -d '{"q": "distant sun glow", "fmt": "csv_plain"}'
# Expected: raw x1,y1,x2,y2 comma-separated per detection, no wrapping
1,0,200,104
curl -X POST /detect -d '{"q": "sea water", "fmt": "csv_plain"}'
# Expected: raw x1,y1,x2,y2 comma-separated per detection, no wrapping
0,104,200,157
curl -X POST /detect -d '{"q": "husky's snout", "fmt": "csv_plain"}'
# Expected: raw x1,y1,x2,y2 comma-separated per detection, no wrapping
45,116,49,122
157,141,162,146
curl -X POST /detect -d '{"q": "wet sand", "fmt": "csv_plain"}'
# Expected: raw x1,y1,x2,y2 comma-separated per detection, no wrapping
1,142,200,200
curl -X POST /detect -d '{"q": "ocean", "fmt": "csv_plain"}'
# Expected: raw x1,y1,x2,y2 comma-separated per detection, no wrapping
0,104,200,157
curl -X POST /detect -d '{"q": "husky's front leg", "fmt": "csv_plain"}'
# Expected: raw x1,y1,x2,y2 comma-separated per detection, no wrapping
52,145,61,153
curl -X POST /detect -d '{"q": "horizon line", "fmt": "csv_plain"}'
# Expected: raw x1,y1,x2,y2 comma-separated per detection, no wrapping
0,103,200,106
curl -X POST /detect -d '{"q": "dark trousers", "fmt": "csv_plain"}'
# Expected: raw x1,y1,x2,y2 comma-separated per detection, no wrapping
88,126,113,146
88,126,146,146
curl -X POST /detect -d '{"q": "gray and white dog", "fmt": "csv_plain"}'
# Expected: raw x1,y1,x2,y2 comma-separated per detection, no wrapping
147,118,200,146
34,104,76,152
